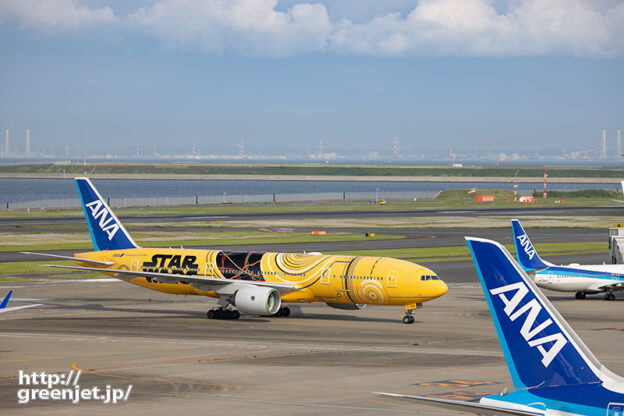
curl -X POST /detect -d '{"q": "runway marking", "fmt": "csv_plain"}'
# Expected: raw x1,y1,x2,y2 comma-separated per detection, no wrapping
598,327,624,332
418,379,495,388
429,390,494,400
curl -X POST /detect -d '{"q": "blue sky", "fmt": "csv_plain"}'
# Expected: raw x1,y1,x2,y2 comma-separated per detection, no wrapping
0,0,623,155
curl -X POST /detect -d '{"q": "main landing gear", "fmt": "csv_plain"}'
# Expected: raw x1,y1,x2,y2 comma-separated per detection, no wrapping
274,307,291,317
207,295,240,320
575,292,586,299
207,308,240,320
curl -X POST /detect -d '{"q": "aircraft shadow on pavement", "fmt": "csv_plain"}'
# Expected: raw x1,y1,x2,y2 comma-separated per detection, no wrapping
16,302,403,323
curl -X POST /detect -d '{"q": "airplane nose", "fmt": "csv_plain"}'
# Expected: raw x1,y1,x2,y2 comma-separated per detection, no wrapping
435,280,448,298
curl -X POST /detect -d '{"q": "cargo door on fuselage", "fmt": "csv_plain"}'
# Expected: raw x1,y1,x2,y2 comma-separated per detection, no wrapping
313,259,353,302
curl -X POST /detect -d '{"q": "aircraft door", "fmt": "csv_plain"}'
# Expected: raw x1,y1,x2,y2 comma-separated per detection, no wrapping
131,259,139,271
387,271,398,288
321,268,330,284
204,264,214,277
607,403,624,416
547,274,554,286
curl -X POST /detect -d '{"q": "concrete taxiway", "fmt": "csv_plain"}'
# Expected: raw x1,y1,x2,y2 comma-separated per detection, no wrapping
1,206,622,415
1,272,623,416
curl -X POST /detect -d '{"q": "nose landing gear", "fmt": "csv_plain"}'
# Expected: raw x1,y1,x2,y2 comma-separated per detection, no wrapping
402,303,421,324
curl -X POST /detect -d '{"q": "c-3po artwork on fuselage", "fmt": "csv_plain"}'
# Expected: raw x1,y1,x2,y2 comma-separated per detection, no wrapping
27,178,447,324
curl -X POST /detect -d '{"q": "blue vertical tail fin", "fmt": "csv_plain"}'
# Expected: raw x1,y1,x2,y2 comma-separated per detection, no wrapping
465,237,607,389
0,291,12,308
75,178,138,251
511,219,550,271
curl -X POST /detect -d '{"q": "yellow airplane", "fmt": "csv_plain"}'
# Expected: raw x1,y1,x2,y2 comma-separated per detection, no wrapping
27,178,447,324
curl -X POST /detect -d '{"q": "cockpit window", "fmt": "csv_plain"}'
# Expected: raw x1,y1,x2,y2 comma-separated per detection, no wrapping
420,275,439,281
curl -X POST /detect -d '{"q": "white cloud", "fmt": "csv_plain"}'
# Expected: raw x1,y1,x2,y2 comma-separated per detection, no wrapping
331,0,622,57
128,0,331,56
0,0,116,29
1,0,623,57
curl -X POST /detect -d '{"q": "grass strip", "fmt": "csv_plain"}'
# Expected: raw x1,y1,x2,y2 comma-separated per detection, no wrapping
0,233,402,252
326,242,607,262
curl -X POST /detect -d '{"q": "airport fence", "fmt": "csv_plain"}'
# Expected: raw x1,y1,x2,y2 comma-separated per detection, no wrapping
1,190,440,210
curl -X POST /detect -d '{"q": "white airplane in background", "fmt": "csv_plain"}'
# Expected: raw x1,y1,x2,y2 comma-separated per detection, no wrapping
0,291,41,313
512,219,624,300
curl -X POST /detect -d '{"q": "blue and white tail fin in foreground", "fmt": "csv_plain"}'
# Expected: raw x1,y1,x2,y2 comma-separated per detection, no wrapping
466,237,605,389
0,290,12,309
378,237,624,416
511,219,550,271
75,178,138,251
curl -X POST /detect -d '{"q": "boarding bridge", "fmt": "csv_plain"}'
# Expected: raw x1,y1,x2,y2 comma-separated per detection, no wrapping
609,226,624,264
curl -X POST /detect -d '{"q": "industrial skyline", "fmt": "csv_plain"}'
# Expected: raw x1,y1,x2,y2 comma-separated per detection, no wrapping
1,127,622,164
0,1,623,154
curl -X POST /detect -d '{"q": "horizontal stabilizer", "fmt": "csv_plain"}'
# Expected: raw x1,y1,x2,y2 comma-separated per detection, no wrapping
42,264,299,294
376,393,543,416
21,252,114,266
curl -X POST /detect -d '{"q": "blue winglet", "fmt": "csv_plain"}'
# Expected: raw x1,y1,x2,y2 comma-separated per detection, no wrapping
75,178,138,251
466,237,602,389
0,291,12,308
511,219,549,271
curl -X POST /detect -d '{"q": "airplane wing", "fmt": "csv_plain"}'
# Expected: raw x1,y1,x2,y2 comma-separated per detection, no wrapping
597,282,624,291
42,264,299,295
22,251,115,266
376,393,544,416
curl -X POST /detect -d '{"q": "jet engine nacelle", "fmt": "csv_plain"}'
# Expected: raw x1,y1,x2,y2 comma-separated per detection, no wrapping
325,302,366,310
233,286,281,316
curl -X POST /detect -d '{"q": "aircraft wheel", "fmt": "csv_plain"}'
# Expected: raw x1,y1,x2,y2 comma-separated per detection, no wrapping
207,310,214,319
605,293,616,301
403,316,414,324
575,292,586,299
232,310,240,320
275,307,290,317
214,309,224,319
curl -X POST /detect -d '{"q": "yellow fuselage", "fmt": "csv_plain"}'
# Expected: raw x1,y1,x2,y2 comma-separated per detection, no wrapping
77,248,447,306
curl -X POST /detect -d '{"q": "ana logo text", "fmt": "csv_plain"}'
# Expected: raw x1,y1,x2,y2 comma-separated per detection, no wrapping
85,200,119,241
516,234,536,261
490,282,567,367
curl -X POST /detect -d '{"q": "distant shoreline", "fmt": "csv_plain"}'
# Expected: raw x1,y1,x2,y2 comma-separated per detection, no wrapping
0,172,621,183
